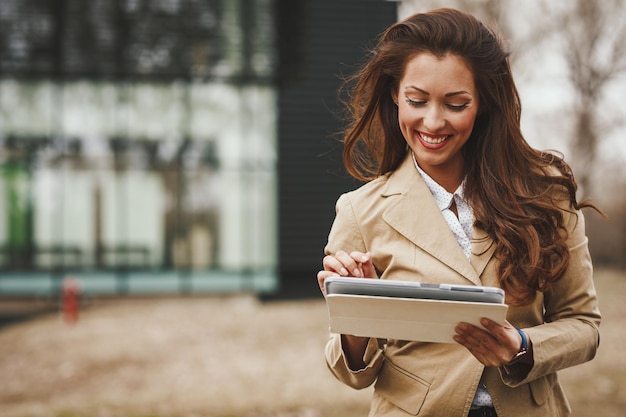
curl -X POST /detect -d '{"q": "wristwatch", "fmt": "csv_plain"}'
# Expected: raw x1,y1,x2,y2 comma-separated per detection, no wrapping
507,328,528,365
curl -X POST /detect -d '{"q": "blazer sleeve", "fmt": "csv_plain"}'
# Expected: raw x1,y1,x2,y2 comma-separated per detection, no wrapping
323,193,385,389
324,193,368,257
325,334,385,390
500,206,602,387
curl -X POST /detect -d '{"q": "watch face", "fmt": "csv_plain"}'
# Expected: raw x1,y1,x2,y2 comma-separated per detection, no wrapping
507,349,528,365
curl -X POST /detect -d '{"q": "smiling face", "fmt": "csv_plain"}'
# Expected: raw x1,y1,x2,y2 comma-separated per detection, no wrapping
394,52,479,191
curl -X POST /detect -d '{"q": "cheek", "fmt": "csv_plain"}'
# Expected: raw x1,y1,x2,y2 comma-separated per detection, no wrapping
397,107,422,128
453,112,478,135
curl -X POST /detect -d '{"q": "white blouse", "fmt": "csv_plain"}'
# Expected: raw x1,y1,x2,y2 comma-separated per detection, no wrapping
412,155,473,258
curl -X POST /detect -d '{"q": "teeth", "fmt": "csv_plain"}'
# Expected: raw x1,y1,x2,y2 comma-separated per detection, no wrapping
420,132,448,144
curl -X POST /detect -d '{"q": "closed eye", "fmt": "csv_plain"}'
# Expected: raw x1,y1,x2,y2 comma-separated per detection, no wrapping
405,98,470,112
405,98,426,107
447,103,469,111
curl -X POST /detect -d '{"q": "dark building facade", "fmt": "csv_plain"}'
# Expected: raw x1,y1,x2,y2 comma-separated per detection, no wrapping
276,1,397,298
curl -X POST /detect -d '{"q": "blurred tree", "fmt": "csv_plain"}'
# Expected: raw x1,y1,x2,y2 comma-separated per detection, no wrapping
560,0,626,196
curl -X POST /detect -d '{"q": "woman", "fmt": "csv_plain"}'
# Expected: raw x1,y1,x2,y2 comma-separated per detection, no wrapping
316,8,602,417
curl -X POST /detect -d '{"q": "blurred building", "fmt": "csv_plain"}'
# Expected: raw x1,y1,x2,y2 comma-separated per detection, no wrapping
0,0,396,298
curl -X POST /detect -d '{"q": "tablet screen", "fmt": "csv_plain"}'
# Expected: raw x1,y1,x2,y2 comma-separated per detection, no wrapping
325,276,504,304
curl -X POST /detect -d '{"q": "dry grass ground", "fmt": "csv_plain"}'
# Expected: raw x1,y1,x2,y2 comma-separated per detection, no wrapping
0,268,624,417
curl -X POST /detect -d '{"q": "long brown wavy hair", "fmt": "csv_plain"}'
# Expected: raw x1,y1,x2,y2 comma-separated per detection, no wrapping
340,8,602,305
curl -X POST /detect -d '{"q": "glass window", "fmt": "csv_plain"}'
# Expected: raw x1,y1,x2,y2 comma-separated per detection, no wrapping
0,0,277,295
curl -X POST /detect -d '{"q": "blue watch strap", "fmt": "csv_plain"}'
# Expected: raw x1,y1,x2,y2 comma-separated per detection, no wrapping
515,327,527,352
505,328,530,369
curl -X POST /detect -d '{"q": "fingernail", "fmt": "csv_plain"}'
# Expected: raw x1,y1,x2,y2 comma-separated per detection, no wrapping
361,254,369,262
340,268,349,276
353,268,361,277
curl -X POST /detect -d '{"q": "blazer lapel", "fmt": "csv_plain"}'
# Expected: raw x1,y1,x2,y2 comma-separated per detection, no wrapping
470,226,497,283
380,155,494,286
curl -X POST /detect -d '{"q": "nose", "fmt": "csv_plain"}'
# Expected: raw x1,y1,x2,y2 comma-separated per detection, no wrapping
422,105,446,132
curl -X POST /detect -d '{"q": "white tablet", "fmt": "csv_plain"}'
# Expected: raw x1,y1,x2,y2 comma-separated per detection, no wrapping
325,276,505,304
324,277,508,343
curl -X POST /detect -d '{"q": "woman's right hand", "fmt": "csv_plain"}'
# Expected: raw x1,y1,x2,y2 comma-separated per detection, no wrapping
317,250,378,370
317,250,377,296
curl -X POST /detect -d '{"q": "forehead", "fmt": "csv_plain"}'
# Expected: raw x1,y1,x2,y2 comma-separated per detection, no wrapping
400,52,476,93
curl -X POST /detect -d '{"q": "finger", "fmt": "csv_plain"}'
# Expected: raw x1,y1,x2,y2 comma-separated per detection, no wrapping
457,339,500,367
454,323,501,366
457,321,524,366
350,251,378,279
322,255,350,276
317,270,335,295
455,322,489,342
480,318,522,356
480,318,515,336
454,329,491,352
453,333,488,365
334,251,362,277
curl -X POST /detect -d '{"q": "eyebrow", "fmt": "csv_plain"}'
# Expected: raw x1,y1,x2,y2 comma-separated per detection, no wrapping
404,86,472,97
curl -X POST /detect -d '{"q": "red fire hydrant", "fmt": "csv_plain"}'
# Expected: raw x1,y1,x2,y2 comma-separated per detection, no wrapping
62,276,81,325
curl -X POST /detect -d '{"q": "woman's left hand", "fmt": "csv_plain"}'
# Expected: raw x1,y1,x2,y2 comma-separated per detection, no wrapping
453,318,524,367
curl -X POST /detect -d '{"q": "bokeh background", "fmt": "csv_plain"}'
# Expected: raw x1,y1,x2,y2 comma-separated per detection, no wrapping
0,1,624,416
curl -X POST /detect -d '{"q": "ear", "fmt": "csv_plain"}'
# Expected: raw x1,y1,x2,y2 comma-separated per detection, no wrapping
391,91,398,106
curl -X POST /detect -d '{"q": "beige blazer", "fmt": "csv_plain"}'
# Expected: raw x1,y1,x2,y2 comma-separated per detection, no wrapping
323,154,601,417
